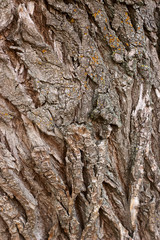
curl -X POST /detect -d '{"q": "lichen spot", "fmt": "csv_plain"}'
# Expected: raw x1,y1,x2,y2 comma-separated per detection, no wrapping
42,49,47,53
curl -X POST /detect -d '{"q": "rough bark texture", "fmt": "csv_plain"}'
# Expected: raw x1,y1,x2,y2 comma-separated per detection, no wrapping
0,0,160,239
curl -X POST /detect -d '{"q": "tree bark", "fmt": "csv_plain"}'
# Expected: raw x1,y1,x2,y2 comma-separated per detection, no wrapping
0,0,160,239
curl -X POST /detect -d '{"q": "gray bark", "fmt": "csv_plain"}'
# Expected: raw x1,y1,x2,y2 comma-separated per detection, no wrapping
0,0,160,239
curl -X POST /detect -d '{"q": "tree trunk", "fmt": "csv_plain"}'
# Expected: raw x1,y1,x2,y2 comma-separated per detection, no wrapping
0,0,159,239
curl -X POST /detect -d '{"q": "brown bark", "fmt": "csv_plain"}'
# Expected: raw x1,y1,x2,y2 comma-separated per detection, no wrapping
0,0,160,239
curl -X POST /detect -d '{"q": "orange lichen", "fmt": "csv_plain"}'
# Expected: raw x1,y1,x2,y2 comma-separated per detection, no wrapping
92,54,99,64
93,10,101,18
109,37,115,43
70,18,75,23
125,16,130,22
42,49,47,53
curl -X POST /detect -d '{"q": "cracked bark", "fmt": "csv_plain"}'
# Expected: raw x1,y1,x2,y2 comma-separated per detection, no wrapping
0,0,160,239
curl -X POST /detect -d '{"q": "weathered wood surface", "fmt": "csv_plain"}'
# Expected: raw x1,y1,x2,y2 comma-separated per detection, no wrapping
0,0,160,239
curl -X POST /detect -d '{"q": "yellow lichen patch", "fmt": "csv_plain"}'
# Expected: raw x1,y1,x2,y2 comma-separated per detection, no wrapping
73,9,76,12
108,35,121,49
126,43,129,46
92,54,99,64
85,72,87,75
50,118,52,121
105,18,107,23
109,37,115,43
93,10,101,18
125,16,130,22
124,13,133,28
104,26,106,30
84,84,88,90
42,49,47,53
70,18,75,23
101,77,103,81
